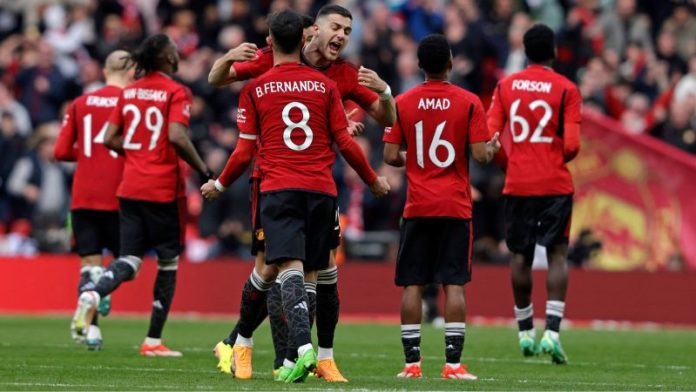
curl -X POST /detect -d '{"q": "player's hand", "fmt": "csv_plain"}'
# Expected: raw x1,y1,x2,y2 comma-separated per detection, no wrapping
487,132,501,154
224,43,258,62
346,108,365,136
369,176,390,197
200,179,222,200
358,66,387,93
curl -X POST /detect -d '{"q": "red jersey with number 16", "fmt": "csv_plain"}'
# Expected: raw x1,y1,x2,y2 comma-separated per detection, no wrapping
383,81,489,219
54,85,124,211
488,65,582,196
234,62,350,196
108,72,192,203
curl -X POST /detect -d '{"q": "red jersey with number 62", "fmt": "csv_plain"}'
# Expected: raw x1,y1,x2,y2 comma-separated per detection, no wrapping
54,85,124,211
488,65,582,196
236,62,349,196
383,81,489,219
108,72,192,202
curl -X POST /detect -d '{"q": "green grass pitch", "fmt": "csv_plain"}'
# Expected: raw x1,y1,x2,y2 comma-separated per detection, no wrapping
1,315,695,390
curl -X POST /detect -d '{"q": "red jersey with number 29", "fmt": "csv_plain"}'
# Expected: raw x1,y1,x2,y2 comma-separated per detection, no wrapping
54,85,124,211
383,81,489,219
108,72,192,202
235,63,349,196
488,65,582,196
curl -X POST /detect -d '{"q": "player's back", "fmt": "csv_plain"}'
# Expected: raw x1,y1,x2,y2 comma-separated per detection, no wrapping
245,63,345,196
114,72,190,202
391,81,487,219
493,65,580,196
61,85,124,211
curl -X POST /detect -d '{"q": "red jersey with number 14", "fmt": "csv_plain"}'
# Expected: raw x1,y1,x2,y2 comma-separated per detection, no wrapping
488,65,582,196
235,62,349,196
108,72,192,203
383,81,489,219
54,85,124,211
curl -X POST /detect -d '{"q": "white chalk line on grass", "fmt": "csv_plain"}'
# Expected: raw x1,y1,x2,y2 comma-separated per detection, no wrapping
0,382,216,390
346,351,691,371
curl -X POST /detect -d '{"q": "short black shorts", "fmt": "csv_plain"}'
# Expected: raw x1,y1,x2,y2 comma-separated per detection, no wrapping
504,195,573,253
395,217,473,286
71,209,120,257
249,178,264,256
260,191,336,272
119,198,185,259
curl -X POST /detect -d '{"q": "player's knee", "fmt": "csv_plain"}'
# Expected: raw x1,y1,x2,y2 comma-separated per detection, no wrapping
157,256,179,271
257,264,278,283
81,255,102,267
317,266,338,285
118,255,144,280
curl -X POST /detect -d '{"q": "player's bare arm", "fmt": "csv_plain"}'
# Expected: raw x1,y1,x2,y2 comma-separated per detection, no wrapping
208,43,258,87
168,122,210,178
383,142,406,167
358,66,396,126
471,132,501,164
104,123,125,155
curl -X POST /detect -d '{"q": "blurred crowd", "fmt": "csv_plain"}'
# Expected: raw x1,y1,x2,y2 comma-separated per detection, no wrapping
0,0,694,264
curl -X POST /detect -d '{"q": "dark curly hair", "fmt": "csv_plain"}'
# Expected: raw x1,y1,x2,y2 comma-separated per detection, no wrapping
130,33,176,77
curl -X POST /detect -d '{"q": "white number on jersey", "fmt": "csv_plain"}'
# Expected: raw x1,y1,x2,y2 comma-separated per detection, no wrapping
510,98,553,143
83,114,118,158
414,120,455,168
282,102,314,151
122,104,164,151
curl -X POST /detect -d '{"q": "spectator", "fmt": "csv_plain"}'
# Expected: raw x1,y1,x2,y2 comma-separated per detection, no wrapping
15,41,68,126
0,112,25,223
0,83,31,137
6,124,69,227
660,5,696,61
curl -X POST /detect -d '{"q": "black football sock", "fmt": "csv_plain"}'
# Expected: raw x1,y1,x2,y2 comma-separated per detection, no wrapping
445,322,466,364
401,324,421,364
78,266,93,295
279,269,312,353
236,270,273,340
514,304,534,331
146,269,176,339
545,301,565,333
316,267,339,350
89,257,138,297
267,282,288,369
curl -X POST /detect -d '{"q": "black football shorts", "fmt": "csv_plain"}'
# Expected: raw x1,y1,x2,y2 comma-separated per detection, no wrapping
395,217,473,286
260,190,336,271
504,195,573,253
119,198,185,259
71,209,120,257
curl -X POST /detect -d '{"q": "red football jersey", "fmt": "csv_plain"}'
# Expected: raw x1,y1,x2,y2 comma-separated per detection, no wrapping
108,72,192,203
383,81,488,219
236,63,350,196
488,65,582,196
233,47,378,110
54,85,124,211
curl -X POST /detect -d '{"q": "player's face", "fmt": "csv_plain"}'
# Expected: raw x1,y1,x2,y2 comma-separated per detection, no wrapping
314,14,352,61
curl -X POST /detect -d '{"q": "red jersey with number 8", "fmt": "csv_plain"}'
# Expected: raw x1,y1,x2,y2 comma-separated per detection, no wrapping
55,85,124,211
108,72,192,202
488,65,582,196
383,81,489,219
235,62,349,196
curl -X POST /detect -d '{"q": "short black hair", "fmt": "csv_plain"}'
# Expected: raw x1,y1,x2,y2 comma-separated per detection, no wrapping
316,4,352,20
269,10,304,54
131,33,174,76
301,14,315,28
523,24,556,63
417,34,452,75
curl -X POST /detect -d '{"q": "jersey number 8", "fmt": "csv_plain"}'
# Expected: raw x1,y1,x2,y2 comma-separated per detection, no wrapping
282,102,313,151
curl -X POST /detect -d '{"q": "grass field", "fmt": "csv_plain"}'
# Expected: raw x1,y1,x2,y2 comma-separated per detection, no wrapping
1,315,695,391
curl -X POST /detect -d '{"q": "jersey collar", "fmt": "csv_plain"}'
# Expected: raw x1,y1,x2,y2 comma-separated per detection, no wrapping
527,64,553,71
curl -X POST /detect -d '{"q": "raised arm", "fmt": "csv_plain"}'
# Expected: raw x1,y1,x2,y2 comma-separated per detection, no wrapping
357,66,396,126
562,87,582,162
208,43,258,87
